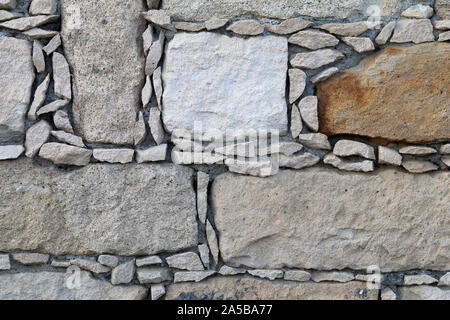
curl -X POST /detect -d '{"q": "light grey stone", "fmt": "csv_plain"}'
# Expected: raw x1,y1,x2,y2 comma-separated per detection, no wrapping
278,142,303,156
42,33,60,55
248,270,283,281
51,131,85,148
61,0,146,145
284,270,311,282
324,153,374,172
399,286,450,300
142,75,152,107
162,33,288,135
153,66,163,109
226,20,263,35
52,52,71,100
29,0,57,15
136,144,167,163
378,146,402,166
438,31,450,41
219,266,246,276
36,99,69,116
137,267,172,284
0,37,34,144
0,160,198,255
22,28,58,39
399,146,436,155
298,96,318,132
436,0,450,19
311,67,339,83
0,0,15,9
134,111,147,146
174,271,216,283
198,244,210,268
39,143,92,166
0,15,58,31
25,120,51,158
0,9,21,22
404,274,438,285
434,20,450,30
12,253,49,265
28,74,50,121
205,17,228,30
167,252,204,271
142,10,175,31
50,260,70,268
151,284,166,300
297,133,331,150
206,221,219,266
391,19,434,43
311,271,355,283
290,49,344,69
98,255,119,268
265,18,312,35
53,110,74,134
402,160,438,173
401,4,434,19
174,21,205,32
225,157,278,177
215,141,257,158
288,30,339,50
143,25,153,54
32,40,45,73
145,32,165,76
0,254,10,270
213,168,450,271
93,149,134,164
279,153,320,170
136,256,163,267
375,21,396,45
333,140,375,160
438,273,450,286
290,104,302,139
197,171,209,224
111,260,136,285
0,145,24,160
440,144,450,154
442,156,450,167
288,68,306,104
342,37,375,53
381,287,397,300
316,21,380,37
70,258,111,274
0,271,147,300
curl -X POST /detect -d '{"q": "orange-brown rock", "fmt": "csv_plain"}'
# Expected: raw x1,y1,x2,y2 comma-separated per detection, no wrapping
317,43,450,143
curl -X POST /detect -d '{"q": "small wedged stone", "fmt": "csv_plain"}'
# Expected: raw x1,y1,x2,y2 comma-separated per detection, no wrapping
29,0,57,16
401,4,434,19
381,287,397,300
12,253,49,265
226,20,263,35
198,244,210,268
36,99,69,116
205,17,228,30
173,271,216,283
311,67,339,84
316,21,380,37
278,142,303,156
279,153,320,170
143,25,154,54
52,53,71,101
39,143,92,166
399,146,436,156
435,20,450,30
438,31,450,41
137,267,172,284
32,40,45,73
0,0,15,9
29,74,50,121
93,149,134,164
149,107,164,145
248,270,283,281
436,0,450,19
265,18,312,35
136,256,163,267
333,140,375,160
391,19,434,44
404,274,437,286
324,153,374,172
142,10,175,31
0,145,24,160
219,266,246,276
70,258,111,274
98,255,119,268
136,144,167,163
173,151,223,165
151,284,166,300
290,49,344,69
0,254,10,270
25,120,51,158
288,30,339,50
442,156,450,167
439,273,450,286
284,270,311,282
215,141,257,158
42,33,60,55
225,157,278,177
174,21,205,32
166,252,204,271
50,260,70,268
197,171,209,224
297,133,331,150
111,260,135,285
298,96,318,132
402,160,438,173
134,111,147,146
141,75,152,107
290,104,302,139
145,32,165,76
288,69,306,104
153,66,163,109
378,146,402,166
51,131,85,148
0,15,59,31
206,221,219,266
440,144,450,154
375,21,396,45
22,28,58,39
53,110,74,134
342,37,375,53
311,271,355,283
0,9,21,22
399,286,450,300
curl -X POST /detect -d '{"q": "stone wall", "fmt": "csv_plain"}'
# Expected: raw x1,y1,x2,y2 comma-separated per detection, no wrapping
0,0,449,300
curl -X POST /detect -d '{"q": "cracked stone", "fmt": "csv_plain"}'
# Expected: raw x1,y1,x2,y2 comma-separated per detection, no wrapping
173,271,216,283
198,244,210,268
28,73,50,121
145,32,165,76
206,221,219,266
288,30,339,50
311,67,339,84
42,33,60,55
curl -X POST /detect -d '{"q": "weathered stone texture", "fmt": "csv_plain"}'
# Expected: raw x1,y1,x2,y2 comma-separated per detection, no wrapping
162,32,287,134
0,37,34,144
165,276,378,300
61,0,146,145
212,168,450,272
317,43,450,143
436,0,450,19
0,159,197,256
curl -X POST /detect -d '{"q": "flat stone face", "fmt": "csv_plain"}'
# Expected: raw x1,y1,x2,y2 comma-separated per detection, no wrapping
436,0,450,19
0,272,147,300
317,43,450,143
0,37,34,144
161,0,402,21
0,159,197,256
61,0,146,145
212,168,450,272
165,276,378,300
162,32,288,134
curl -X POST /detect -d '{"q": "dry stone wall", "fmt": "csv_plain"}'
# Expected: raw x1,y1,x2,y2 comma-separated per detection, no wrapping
0,0,449,300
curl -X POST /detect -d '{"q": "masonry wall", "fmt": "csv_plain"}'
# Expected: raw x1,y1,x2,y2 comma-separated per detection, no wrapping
0,0,449,300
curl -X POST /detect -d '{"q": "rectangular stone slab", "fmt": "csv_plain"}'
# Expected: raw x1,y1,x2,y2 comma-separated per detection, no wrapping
0,159,198,256
0,36,34,144
61,0,146,145
212,168,450,272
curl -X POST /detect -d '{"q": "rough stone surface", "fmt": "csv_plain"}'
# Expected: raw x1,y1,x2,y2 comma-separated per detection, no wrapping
298,96,318,132
206,221,219,266
333,140,375,160
284,270,311,282
289,30,339,50
32,40,45,73
212,168,450,272
219,266,246,276
0,272,147,300
51,131,85,148
0,145,24,160
438,31,450,41
265,18,312,34
0,9,21,22
36,100,69,116
435,20,450,30
290,49,344,69
375,21,396,45
165,276,378,300
379,146,402,166
402,160,438,173
404,274,438,285
134,111,147,146
311,67,339,84
141,75,152,107
151,284,166,300
173,271,216,283
401,4,434,19
0,159,197,255
381,287,397,300
25,120,51,158
142,10,175,31
436,0,450,19
441,144,450,154
0,1,16,10
197,171,209,224
290,104,302,139
61,0,146,145
149,107,164,145
311,271,355,283
162,33,288,134
136,256,163,267
248,270,283,281
0,254,10,270
52,52,71,101
0,15,58,31
153,67,163,109
288,69,306,104
28,74,50,120
324,153,374,172
12,253,49,265
318,43,450,143
166,253,205,271
316,22,378,37
205,17,228,30
145,32,164,76
173,21,205,32
198,244,210,268
279,153,320,169
442,156,450,167
226,20,264,35
137,268,172,284
22,28,58,39
42,34,61,55
342,37,374,53
98,255,119,268
0,37,34,144
439,273,450,286
399,286,450,300
93,149,134,164
391,19,434,44
29,0,57,16
297,133,331,150
136,144,167,163
111,260,136,285
39,143,92,166
399,146,436,156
